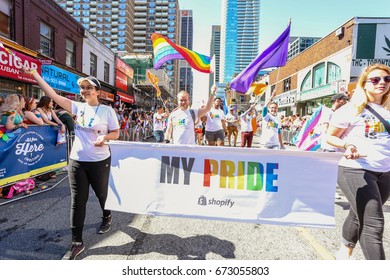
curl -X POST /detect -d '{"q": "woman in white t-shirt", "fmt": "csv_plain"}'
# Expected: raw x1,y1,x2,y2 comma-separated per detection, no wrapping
25,67,119,260
327,64,390,260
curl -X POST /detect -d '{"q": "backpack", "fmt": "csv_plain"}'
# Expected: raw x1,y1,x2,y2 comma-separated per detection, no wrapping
3,178,36,199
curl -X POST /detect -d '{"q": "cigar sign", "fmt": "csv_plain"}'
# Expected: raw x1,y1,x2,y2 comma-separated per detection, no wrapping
0,47,42,83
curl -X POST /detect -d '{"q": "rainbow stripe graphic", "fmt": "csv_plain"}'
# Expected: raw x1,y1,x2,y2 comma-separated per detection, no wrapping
291,105,323,151
151,33,211,73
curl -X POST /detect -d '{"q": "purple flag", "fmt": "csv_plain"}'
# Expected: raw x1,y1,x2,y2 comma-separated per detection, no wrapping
230,23,291,93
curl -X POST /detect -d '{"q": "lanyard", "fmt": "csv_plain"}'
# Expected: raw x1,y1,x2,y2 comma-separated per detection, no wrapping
82,104,100,127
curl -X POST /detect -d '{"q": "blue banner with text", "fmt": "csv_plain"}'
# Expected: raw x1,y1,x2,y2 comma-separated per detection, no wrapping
0,126,67,186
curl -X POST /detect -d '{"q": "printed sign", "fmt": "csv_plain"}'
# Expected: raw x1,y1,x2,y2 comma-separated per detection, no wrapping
106,142,340,228
0,126,67,186
41,65,81,95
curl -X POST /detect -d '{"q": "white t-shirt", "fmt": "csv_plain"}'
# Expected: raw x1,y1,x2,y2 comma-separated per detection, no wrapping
153,112,165,131
168,108,198,145
225,112,239,127
71,102,120,161
240,111,256,132
330,102,390,172
260,107,281,147
205,108,225,132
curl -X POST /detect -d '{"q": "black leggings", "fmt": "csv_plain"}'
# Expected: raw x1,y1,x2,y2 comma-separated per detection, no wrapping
337,166,390,259
68,156,112,242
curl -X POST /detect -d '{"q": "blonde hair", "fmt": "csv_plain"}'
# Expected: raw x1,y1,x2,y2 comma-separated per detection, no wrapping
351,64,390,114
0,94,20,113
177,90,190,99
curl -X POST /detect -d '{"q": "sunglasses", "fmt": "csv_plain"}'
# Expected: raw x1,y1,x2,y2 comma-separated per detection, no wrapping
365,75,390,85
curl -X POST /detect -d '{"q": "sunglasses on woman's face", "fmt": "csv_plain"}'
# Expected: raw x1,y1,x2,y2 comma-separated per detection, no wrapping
366,75,390,85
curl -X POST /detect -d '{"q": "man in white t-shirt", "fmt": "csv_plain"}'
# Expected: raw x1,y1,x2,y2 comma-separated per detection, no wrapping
225,106,239,146
205,97,227,146
153,105,169,143
166,86,216,145
260,91,284,149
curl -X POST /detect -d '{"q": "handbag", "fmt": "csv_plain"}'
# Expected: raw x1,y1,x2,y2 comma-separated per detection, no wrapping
365,104,390,134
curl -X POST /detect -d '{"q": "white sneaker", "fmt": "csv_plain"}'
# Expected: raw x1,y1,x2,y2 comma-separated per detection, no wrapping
334,248,354,260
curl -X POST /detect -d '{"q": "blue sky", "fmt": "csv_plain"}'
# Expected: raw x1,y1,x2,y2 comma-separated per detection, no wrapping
178,0,390,97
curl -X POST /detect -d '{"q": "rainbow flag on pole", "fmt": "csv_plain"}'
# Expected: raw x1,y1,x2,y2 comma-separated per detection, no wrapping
151,33,211,73
291,105,323,151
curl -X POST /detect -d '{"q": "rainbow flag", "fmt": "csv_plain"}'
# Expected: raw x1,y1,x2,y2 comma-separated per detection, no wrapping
151,33,211,73
291,105,323,151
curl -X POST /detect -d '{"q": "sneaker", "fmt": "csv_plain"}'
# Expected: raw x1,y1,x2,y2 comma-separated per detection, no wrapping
334,247,354,260
98,215,112,234
62,242,85,260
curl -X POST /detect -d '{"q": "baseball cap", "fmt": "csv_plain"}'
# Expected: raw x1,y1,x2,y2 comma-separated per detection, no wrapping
77,76,101,90
331,93,349,102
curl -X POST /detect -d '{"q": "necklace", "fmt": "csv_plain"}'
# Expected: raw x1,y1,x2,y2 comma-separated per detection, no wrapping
81,104,100,127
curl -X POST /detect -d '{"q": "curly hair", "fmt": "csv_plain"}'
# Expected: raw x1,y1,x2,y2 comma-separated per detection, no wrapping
352,64,390,114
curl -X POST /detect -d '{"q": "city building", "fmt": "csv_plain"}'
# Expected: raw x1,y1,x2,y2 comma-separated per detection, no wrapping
209,25,221,88
220,0,260,83
288,36,321,60
1,0,85,100
55,0,135,55
260,17,390,118
132,0,180,94
179,9,193,96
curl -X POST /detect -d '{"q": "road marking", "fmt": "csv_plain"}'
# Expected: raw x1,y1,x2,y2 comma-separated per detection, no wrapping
295,227,335,260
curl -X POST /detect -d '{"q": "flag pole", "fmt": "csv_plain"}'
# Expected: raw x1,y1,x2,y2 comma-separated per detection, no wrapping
273,19,290,95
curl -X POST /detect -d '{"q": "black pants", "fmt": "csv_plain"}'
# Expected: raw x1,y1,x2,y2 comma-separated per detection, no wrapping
338,166,390,259
68,156,112,242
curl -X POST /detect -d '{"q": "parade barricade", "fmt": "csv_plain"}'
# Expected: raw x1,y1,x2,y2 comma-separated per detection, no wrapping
0,125,69,205
282,129,299,145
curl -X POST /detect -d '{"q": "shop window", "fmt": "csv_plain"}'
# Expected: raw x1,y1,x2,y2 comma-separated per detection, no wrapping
313,62,325,88
327,62,341,84
65,39,76,68
283,77,291,92
40,22,53,58
301,71,312,92
90,52,97,77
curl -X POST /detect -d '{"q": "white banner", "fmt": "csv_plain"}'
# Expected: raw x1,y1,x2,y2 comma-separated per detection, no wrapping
107,142,341,228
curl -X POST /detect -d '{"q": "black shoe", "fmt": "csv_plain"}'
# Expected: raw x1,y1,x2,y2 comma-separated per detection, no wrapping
62,242,85,260
98,215,112,234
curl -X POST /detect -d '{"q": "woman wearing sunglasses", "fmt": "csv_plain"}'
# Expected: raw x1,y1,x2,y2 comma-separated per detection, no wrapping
23,67,120,260
327,64,390,260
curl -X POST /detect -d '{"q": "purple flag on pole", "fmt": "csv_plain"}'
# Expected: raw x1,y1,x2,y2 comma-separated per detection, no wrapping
230,23,291,93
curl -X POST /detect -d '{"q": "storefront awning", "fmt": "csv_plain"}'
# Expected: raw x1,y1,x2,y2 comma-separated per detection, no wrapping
117,91,135,104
